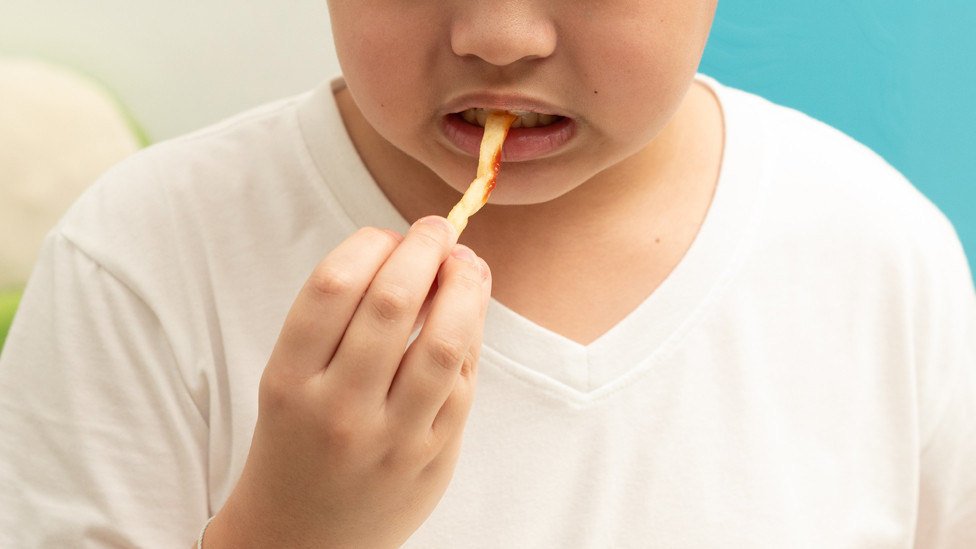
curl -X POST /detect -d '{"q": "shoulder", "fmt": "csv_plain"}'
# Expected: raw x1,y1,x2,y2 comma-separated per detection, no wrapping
82,89,311,211
712,78,964,278
714,78,918,213
54,91,318,277
707,77,974,347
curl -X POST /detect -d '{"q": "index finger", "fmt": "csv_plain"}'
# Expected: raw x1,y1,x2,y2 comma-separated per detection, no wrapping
323,216,458,403
267,227,402,383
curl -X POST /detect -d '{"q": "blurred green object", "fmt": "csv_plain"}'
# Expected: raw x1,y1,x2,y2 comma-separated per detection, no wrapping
0,289,23,352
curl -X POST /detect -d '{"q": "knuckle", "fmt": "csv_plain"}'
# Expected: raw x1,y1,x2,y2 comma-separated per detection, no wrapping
380,440,425,472
451,263,485,293
258,370,293,413
384,424,439,466
367,283,416,322
320,401,370,447
323,414,360,447
426,332,469,373
308,263,361,299
459,346,480,378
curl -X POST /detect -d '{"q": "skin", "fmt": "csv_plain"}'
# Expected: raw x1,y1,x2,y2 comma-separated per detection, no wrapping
331,0,723,343
205,219,491,549
201,1,722,547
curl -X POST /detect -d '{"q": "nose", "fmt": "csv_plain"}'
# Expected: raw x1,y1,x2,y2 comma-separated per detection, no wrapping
450,1,557,67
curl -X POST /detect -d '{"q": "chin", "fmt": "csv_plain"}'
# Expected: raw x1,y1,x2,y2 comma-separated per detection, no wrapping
486,176,584,207
428,145,592,208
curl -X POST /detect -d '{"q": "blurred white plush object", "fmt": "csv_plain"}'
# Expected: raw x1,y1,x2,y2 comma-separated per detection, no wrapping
0,57,142,289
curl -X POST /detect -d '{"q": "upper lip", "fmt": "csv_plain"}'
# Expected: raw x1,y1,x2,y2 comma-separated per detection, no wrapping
442,92,569,118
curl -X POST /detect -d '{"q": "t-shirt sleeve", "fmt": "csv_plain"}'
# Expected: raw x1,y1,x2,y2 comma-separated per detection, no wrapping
911,218,976,548
0,230,210,547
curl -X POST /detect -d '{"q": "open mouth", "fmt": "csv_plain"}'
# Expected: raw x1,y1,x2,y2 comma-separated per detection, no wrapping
458,108,563,129
442,106,576,162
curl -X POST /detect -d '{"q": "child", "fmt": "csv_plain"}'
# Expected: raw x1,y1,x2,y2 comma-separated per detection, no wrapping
2,0,974,547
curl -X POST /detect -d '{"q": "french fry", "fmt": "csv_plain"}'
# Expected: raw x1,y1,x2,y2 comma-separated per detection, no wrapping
446,111,518,235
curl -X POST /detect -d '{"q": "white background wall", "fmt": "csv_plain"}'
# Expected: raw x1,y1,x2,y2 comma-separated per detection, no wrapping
0,1,342,141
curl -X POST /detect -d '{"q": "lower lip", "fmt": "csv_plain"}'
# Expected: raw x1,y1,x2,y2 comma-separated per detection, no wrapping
441,114,576,162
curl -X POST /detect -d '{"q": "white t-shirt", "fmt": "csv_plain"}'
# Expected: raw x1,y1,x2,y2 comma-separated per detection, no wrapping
1,76,974,548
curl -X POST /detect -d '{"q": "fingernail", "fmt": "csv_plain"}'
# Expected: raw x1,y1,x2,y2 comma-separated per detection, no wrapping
381,228,404,242
416,216,457,238
477,257,491,282
451,244,478,266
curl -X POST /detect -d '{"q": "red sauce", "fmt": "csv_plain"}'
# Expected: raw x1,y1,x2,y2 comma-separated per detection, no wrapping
483,150,503,201
483,176,497,201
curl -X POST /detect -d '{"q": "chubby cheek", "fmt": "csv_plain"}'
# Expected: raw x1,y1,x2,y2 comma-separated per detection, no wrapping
331,10,438,152
578,7,713,148
345,68,416,145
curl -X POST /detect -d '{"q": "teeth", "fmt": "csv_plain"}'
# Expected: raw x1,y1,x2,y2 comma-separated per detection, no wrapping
459,108,559,129
515,112,538,128
537,114,556,126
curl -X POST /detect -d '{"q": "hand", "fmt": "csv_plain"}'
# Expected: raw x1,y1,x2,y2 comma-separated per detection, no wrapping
206,216,491,549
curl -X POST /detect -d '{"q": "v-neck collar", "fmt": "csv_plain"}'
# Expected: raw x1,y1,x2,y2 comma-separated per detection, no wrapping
298,75,770,398
480,76,770,397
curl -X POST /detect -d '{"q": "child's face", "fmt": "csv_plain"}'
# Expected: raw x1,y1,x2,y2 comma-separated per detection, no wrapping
327,0,717,205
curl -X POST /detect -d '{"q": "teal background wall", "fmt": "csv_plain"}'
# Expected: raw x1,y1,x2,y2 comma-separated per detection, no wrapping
700,1,975,281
